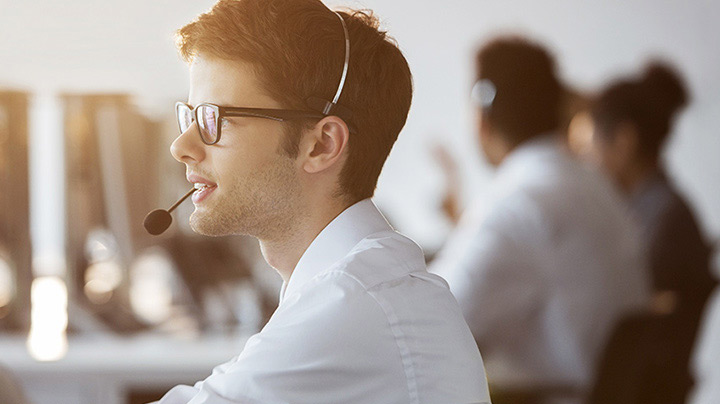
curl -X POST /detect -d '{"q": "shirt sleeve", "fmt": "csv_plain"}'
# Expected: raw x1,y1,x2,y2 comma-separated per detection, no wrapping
429,192,544,345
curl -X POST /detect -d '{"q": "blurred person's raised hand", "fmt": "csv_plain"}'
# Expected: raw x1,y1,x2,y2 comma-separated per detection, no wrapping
432,143,462,226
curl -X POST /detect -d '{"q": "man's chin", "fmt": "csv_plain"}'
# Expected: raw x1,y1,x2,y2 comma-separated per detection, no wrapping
189,210,231,237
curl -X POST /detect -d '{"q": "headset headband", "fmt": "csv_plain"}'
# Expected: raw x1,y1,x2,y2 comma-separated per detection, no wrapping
329,11,350,108
306,10,354,126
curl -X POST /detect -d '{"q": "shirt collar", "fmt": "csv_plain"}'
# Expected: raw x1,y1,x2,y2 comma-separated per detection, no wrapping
278,198,393,304
499,132,563,173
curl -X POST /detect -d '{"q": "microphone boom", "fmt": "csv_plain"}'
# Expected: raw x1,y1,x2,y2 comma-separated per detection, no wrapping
143,187,195,235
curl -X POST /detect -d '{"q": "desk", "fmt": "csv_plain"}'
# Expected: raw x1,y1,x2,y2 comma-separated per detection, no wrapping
0,333,250,404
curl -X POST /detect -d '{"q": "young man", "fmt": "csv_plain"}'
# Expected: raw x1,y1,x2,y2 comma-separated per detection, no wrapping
429,37,649,403
156,0,490,403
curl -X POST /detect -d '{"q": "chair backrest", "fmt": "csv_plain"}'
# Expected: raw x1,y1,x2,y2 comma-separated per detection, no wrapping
588,311,696,404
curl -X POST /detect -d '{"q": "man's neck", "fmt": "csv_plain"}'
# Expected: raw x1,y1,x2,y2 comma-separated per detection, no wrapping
488,131,560,167
259,198,352,283
622,162,658,195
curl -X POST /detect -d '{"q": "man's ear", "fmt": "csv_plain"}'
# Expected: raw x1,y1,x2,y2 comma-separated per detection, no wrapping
299,116,350,174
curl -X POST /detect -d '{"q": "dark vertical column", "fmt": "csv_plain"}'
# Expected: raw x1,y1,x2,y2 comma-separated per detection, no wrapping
0,91,31,331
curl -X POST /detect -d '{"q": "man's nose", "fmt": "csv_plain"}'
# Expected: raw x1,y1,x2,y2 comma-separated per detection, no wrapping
170,122,206,164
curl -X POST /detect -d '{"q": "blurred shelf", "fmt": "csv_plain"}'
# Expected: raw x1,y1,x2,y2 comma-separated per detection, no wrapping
0,332,251,404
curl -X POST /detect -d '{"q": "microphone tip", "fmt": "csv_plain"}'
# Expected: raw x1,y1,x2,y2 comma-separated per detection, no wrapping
144,209,173,235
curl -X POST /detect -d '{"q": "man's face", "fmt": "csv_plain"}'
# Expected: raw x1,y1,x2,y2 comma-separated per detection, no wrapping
171,55,303,239
475,109,503,167
590,123,637,191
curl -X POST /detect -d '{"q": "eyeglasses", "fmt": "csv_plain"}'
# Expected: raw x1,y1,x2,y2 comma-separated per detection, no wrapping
175,102,326,145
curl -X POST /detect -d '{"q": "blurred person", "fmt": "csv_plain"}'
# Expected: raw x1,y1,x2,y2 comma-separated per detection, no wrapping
589,61,716,320
586,62,717,404
432,142,463,226
435,87,590,227
154,0,490,403
429,36,649,404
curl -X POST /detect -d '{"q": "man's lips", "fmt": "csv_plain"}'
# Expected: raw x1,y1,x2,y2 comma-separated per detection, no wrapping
187,174,217,187
187,174,218,204
191,184,216,204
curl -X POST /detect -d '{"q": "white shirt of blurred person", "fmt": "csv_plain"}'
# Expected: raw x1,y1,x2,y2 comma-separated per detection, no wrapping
689,286,720,404
155,1,490,403
429,37,649,399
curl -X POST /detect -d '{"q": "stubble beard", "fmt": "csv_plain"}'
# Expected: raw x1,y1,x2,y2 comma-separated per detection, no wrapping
189,156,302,240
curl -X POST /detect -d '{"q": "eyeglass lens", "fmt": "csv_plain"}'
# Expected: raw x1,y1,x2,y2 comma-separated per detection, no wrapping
197,105,218,144
177,104,193,133
176,104,219,144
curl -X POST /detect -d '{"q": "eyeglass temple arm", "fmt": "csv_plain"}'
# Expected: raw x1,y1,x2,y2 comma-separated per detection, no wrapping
223,108,325,120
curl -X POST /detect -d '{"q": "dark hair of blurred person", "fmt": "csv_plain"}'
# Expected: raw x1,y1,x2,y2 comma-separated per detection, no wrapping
588,62,717,404
474,36,562,165
592,63,687,191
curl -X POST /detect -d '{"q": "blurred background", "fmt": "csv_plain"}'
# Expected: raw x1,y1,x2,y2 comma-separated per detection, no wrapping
0,0,718,404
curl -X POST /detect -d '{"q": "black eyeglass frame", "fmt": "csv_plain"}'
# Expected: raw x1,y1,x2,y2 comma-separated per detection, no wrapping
176,101,329,145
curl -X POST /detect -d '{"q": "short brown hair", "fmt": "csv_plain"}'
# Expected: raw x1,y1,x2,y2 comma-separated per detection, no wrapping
176,0,413,203
476,36,562,145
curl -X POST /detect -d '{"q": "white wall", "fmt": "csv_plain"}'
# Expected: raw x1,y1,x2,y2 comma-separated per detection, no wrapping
2,0,718,251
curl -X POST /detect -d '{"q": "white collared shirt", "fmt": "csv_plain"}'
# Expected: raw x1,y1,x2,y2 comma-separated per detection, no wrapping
430,136,649,392
157,199,491,404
